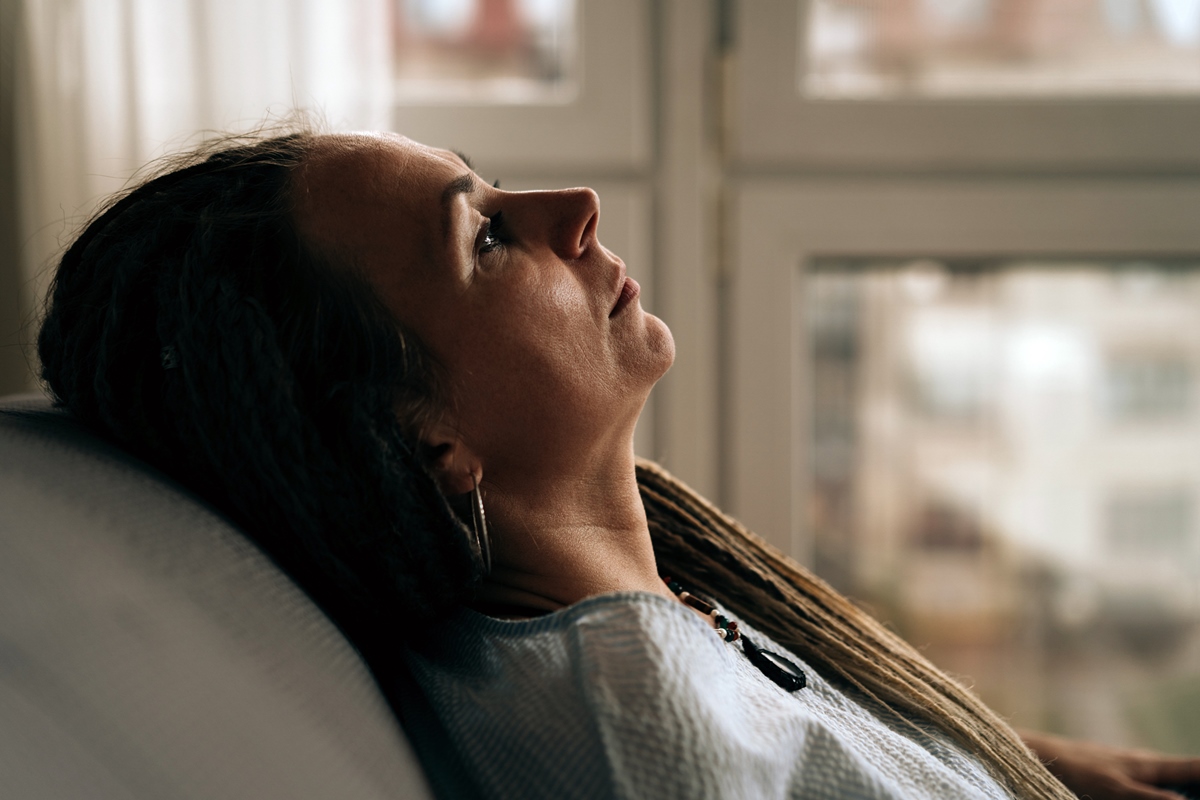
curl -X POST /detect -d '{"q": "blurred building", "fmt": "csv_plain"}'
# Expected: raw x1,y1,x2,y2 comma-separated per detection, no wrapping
809,262,1200,739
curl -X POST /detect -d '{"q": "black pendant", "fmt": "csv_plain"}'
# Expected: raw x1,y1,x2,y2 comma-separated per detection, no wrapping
742,635,807,692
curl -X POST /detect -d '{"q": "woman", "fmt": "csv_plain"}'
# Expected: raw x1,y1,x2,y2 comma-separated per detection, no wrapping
38,129,1200,799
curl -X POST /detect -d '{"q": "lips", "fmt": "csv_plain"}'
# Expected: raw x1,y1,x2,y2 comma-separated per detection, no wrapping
610,276,640,317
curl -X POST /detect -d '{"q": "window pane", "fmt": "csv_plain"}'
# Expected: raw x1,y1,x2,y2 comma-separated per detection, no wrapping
394,0,576,103
804,0,1200,97
807,259,1200,751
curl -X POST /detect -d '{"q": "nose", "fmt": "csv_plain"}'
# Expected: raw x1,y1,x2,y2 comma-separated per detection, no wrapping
545,187,600,260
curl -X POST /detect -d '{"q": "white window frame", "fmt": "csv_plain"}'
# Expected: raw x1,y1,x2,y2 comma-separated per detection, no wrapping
730,179,1200,561
392,0,651,172
732,0,1200,170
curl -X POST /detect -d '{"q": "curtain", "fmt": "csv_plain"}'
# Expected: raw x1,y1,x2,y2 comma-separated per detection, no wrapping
10,0,392,389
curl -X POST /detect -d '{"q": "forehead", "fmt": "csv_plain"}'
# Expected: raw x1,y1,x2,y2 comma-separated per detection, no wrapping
302,132,462,187
292,133,466,257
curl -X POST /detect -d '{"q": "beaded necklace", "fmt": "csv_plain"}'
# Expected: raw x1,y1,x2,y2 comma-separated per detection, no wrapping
663,576,807,693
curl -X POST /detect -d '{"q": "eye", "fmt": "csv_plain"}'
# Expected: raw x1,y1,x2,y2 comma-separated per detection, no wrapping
479,211,507,254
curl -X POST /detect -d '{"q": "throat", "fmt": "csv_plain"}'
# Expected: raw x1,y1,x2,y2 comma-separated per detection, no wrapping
473,448,670,611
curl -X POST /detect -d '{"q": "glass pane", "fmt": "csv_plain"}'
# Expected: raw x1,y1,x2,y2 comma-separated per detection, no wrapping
807,259,1200,751
394,0,576,103
805,0,1200,97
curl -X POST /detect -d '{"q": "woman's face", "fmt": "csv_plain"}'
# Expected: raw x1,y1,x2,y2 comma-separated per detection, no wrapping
294,133,674,480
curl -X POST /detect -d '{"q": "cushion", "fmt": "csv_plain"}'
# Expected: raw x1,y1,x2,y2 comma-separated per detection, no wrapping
0,394,434,799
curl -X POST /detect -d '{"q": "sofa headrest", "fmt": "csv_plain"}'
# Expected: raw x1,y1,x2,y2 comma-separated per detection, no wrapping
0,394,434,799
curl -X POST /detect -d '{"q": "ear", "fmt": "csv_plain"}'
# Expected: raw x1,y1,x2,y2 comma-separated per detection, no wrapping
421,420,483,496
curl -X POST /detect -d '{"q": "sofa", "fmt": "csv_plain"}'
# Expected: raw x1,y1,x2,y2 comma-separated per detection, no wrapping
0,393,439,798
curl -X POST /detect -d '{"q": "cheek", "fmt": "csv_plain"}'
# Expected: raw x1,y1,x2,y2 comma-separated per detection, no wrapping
547,280,581,316
459,296,614,426
485,274,593,360
474,295,597,398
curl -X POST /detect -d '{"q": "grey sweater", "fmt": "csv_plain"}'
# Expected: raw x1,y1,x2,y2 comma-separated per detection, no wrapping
405,591,1013,799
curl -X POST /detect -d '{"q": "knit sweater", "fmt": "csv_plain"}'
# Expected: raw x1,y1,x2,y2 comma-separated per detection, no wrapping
405,591,1013,799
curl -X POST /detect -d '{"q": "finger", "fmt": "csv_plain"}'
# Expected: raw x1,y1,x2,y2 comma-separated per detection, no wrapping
1115,783,1193,800
1115,778,1196,800
1136,758,1200,786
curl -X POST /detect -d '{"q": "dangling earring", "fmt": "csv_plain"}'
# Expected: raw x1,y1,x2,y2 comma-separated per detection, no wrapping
470,475,491,575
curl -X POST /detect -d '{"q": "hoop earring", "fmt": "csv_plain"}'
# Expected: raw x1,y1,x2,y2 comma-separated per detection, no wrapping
470,476,491,575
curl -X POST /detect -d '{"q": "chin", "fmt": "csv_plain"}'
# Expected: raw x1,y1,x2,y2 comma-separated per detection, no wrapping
644,313,676,380
613,311,676,391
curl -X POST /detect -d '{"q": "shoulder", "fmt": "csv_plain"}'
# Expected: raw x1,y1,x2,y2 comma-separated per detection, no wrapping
562,593,742,698
413,591,759,737
406,592,758,799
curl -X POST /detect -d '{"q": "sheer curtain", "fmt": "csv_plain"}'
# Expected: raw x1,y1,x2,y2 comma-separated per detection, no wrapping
10,0,392,388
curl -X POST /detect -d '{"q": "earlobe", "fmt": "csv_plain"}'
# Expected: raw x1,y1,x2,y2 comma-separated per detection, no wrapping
422,424,482,496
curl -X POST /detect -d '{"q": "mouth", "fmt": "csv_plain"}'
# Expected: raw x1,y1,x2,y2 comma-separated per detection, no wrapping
610,276,640,317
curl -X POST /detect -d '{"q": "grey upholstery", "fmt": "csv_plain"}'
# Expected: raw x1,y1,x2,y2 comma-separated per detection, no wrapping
0,394,435,799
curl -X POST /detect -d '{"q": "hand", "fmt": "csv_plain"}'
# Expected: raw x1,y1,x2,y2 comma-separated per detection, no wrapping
1020,730,1200,799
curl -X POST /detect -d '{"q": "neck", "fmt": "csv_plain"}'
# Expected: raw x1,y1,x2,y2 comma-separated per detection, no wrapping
472,442,673,615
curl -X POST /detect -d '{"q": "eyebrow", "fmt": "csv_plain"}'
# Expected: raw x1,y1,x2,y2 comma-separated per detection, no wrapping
441,173,476,240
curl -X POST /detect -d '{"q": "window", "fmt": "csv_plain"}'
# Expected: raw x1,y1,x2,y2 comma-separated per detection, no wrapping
1107,489,1194,556
733,0,1200,169
806,0,1200,98
1107,355,1193,421
388,0,649,172
731,0,1200,755
801,258,1200,748
394,0,576,103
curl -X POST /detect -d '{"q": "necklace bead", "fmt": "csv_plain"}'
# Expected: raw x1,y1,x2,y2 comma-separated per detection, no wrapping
662,576,806,693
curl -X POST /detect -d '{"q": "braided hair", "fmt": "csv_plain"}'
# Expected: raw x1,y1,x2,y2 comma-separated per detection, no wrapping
37,132,480,661
637,460,1075,800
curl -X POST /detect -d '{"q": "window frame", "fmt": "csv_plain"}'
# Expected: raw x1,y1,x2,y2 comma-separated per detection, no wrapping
729,178,1200,561
731,0,1200,171
391,0,651,172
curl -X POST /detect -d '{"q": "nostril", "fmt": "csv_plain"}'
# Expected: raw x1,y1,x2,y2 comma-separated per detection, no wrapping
575,188,600,254
580,210,599,252
548,187,601,259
